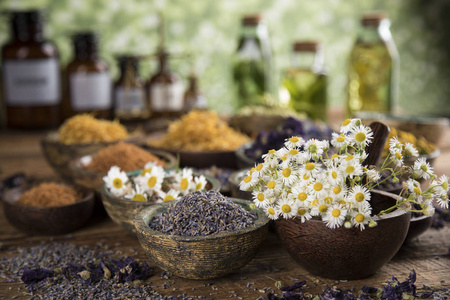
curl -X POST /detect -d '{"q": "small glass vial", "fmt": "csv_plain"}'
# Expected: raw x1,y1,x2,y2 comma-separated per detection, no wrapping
63,32,111,120
1,10,61,129
280,41,327,121
183,70,207,112
113,56,149,121
233,14,273,109
346,12,399,116
146,48,184,119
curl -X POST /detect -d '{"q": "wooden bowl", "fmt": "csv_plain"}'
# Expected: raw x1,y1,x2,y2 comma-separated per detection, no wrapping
40,131,143,180
228,168,252,200
100,171,221,235
134,198,269,279
274,190,411,280
404,214,433,243
69,149,177,193
235,142,257,170
3,184,95,235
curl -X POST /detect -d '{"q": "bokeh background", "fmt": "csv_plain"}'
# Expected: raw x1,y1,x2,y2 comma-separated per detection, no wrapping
1,0,449,117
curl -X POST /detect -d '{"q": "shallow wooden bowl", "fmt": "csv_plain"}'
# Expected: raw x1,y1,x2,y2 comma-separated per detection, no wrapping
274,190,411,280
3,184,95,235
404,214,433,243
134,198,269,280
69,149,177,193
40,131,143,180
100,171,221,235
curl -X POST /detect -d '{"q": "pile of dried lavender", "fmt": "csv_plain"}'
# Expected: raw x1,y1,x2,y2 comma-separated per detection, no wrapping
0,242,160,299
148,190,258,236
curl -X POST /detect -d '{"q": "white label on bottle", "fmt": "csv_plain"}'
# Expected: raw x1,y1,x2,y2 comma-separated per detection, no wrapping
237,39,262,60
115,87,146,111
3,59,60,106
70,72,111,110
150,82,184,112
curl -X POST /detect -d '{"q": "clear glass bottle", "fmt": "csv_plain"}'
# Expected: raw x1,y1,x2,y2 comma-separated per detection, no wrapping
146,48,184,119
63,32,111,120
113,55,149,120
1,10,61,129
280,41,327,121
346,12,399,116
232,15,273,109
183,70,207,112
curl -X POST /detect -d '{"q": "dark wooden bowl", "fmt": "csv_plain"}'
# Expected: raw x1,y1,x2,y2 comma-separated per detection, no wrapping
40,131,143,180
3,185,95,235
69,149,177,193
235,142,257,170
100,171,221,235
228,168,252,200
404,214,433,243
134,198,269,280
274,190,411,280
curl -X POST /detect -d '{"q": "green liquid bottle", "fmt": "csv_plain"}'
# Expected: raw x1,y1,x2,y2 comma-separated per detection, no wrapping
233,15,273,109
346,12,399,116
280,41,327,121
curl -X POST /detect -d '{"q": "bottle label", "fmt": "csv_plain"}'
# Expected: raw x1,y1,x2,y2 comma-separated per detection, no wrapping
114,87,146,111
150,82,184,112
70,72,111,110
3,59,60,106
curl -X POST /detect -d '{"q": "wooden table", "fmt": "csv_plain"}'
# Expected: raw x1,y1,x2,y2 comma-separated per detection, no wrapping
0,130,449,299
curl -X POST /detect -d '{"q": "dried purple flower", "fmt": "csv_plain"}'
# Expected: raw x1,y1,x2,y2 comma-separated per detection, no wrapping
21,267,54,285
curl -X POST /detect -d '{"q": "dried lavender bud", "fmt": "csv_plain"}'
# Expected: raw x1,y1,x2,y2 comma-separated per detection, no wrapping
148,190,257,236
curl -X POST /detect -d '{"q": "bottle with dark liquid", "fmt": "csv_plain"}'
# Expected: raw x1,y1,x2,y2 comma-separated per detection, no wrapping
62,32,111,120
113,55,149,120
1,10,61,129
183,70,207,112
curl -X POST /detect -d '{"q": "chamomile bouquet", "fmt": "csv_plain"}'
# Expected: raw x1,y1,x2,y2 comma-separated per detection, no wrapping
239,118,449,230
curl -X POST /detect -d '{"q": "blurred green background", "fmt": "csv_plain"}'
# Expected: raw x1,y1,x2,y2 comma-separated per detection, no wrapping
1,0,449,117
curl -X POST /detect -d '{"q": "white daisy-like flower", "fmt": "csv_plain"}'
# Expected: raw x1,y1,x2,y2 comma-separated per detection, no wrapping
406,179,424,203
301,161,320,178
349,125,373,147
319,140,330,152
422,203,435,216
263,149,279,168
365,169,381,183
413,157,433,180
264,204,279,220
347,185,371,206
350,206,371,230
327,165,343,185
284,136,305,149
279,166,298,186
277,198,298,219
252,190,269,208
436,174,449,195
310,198,330,217
307,174,330,199
403,142,419,158
194,175,208,191
239,173,258,191
304,138,324,160
103,166,129,197
140,161,160,176
124,184,147,202
340,118,358,133
331,184,347,199
252,163,267,178
340,160,363,179
436,194,449,209
160,189,180,202
324,204,347,229
331,132,348,148
264,179,283,197
289,185,312,204
137,166,165,194
175,168,195,195
389,137,403,152
296,204,312,223
390,149,404,168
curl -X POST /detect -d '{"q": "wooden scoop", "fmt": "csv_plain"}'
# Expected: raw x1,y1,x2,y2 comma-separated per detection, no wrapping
362,121,390,167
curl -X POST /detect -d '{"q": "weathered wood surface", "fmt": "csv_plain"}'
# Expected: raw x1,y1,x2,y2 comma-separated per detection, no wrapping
0,131,449,299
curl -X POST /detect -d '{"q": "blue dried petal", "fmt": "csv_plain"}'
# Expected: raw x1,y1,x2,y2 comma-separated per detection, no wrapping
21,267,54,285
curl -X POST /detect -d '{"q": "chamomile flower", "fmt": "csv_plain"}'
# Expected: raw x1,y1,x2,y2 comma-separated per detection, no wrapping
389,137,403,152
265,179,282,197
239,172,258,191
137,166,165,194
302,161,320,178
277,198,298,219
304,139,324,160
327,165,343,185
422,203,435,216
331,184,347,199
175,168,194,195
435,174,449,195
349,125,373,147
263,149,279,168
347,185,371,206
279,166,298,186
324,204,347,229
350,206,371,230
264,205,279,220
310,198,330,217
340,118,358,133
285,136,305,149
194,175,207,191
331,132,348,148
103,166,129,196
340,160,363,179
125,184,147,202
307,174,330,199
140,161,159,176
290,185,312,204
390,149,404,168
160,189,180,202
404,142,419,158
252,190,269,208
296,204,312,223
436,194,449,209
413,157,433,180
365,169,381,183
406,179,424,203
252,163,267,177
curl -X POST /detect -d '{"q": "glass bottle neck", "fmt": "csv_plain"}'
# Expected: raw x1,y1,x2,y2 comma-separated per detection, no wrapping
157,55,170,73
74,44,99,61
240,23,269,40
357,19,393,43
119,62,139,81
291,50,324,72
12,21,44,42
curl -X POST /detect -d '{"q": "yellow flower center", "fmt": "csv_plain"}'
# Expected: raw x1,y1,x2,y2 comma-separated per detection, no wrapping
281,204,291,213
268,181,276,189
298,192,307,201
313,182,323,191
147,176,157,188
195,182,203,190
395,152,402,160
443,181,448,190
268,208,275,215
268,149,276,155
290,136,299,143
281,154,288,161
180,178,189,190
420,164,428,172
342,119,351,126
298,208,306,216
250,168,256,174
336,134,345,143
355,132,366,143
132,194,146,202
414,187,422,195
332,208,341,217
339,200,346,205
244,176,252,183
113,178,123,189
289,149,299,156
305,162,315,171
256,164,264,171
282,168,291,178
308,144,318,153
312,199,319,206
355,213,365,223
331,154,339,160
355,192,365,202
257,193,265,202
303,174,310,180
333,186,342,194
324,197,333,204
331,171,338,179
345,155,354,161
346,166,355,174
319,204,328,213
140,168,152,176
164,195,175,202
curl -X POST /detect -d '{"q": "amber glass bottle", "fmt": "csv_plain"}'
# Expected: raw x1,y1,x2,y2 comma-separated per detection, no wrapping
183,71,207,112
1,10,61,129
113,56,149,120
146,48,184,119
62,32,111,120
